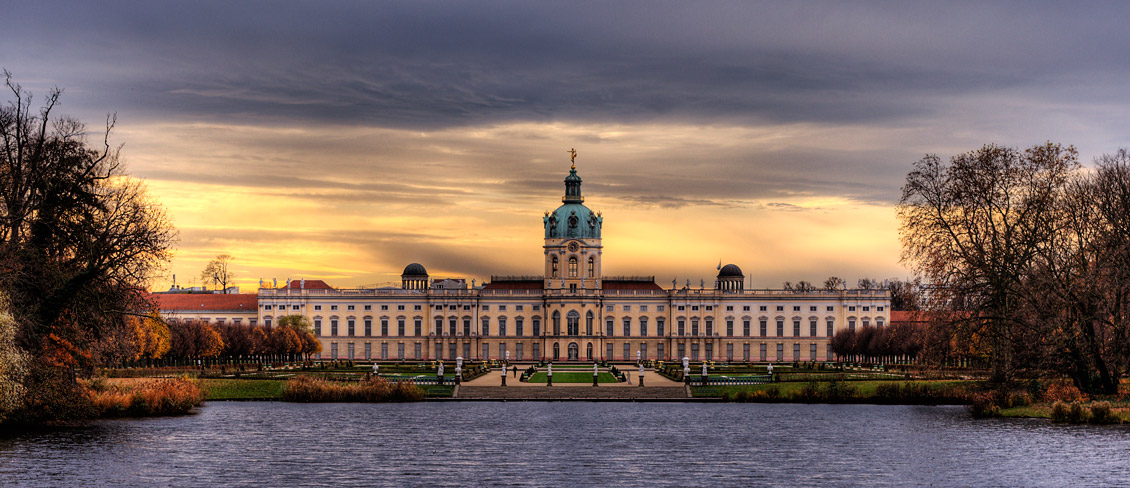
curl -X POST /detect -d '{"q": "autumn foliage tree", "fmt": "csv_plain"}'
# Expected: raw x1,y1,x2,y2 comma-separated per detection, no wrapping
0,71,175,423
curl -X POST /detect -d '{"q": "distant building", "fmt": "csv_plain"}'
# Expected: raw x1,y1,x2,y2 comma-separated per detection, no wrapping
154,163,890,362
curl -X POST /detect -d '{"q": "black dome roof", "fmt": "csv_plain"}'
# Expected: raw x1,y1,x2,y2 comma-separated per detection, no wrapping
402,263,428,276
718,264,744,278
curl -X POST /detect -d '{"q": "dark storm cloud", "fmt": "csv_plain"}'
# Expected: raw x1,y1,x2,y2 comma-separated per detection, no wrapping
8,1,1130,130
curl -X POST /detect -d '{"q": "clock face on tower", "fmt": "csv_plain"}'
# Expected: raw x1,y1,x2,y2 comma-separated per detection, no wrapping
567,241,580,252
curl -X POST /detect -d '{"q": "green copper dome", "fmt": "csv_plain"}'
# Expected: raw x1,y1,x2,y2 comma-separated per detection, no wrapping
544,167,602,239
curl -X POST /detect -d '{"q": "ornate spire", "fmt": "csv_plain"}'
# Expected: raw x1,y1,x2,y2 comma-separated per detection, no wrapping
563,150,583,203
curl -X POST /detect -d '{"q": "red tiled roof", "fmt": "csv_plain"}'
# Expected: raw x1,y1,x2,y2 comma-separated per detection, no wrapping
148,293,258,312
482,280,544,290
279,279,332,290
603,280,664,291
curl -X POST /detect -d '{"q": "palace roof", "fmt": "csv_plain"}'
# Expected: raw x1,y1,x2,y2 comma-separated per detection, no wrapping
148,293,258,312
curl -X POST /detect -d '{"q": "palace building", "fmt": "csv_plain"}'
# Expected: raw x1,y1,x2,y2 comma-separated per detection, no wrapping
160,161,890,363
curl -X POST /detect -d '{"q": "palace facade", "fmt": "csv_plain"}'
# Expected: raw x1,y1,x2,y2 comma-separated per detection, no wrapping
163,163,890,363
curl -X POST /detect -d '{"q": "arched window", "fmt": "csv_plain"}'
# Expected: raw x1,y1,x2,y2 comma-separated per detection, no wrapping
552,311,561,335
587,256,595,276
585,311,594,335
567,310,580,335
551,256,559,278
553,342,560,360
568,257,578,277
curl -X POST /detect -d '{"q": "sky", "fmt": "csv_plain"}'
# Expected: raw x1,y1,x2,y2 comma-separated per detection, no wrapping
4,1,1130,291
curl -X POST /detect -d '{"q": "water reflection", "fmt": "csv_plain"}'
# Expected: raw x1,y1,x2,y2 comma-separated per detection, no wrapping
2,402,1129,487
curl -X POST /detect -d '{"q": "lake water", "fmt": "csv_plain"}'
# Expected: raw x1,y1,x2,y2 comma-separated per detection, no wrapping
2,401,1128,487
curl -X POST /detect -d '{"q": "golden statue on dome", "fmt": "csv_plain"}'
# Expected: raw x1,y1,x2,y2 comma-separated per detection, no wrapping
567,148,577,169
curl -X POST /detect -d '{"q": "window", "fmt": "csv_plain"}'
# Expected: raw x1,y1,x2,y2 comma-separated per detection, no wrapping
414,305,422,311
264,305,272,311
828,344,834,361
677,305,685,311
516,343,524,360
692,306,699,311
705,343,713,360
624,343,631,361
691,318,699,336
848,318,856,331
863,306,870,312
606,318,614,336
706,306,713,311
622,305,631,311
743,343,750,361
499,343,507,359
499,317,507,336
414,342,422,360
827,306,834,312
641,343,648,360
314,319,322,336
657,343,664,360
348,343,356,359
552,312,561,335
331,319,339,336
551,256,559,277
499,305,507,311
481,317,490,336
877,306,885,311
776,320,784,337
640,317,649,336
623,317,631,336
292,305,300,310
397,305,405,311
793,344,801,361
810,344,818,361
397,343,405,360
726,306,734,311
381,305,388,311
586,311,594,335
759,343,767,361
792,320,800,337
330,343,338,359
263,317,272,327
691,343,699,361
606,305,614,311
640,305,648,312
809,319,817,337
810,306,817,312
677,319,685,337
726,319,734,336
347,319,355,337
331,305,338,311
568,312,580,335
516,305,524,311
364,342,371,359
533,317,541,336
678,343,685,359
463,318,472,336
705,318,714,336
743,320,751,337
759,320,767,337
435,317,442,335
533,343,540,360
849,306,856,312
743,305,751,311
381,342,388,360
776,306,784,312
414,319,422,336
607,343,615,360
657,318,665,336
657,306,665,312
364,305,371,311
347,305,355,311
827,319,834,337
482,305,490,311
776,343,783,361
482,343,490,359
533,305,540,311
516,317,524,337
588,256,595,276
398,319,406,336
793,306,801,312
314,305,322,311
381,319,389,336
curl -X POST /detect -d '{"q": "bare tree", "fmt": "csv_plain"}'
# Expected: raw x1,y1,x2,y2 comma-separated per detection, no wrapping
897,142,1077,383
201,254,235,293
823,276,845,291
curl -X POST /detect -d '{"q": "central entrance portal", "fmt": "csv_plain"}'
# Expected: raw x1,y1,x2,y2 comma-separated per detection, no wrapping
568,342,579,361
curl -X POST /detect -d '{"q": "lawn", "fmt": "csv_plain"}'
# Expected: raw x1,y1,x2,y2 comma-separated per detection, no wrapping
527,372,619,383
199,379,287,400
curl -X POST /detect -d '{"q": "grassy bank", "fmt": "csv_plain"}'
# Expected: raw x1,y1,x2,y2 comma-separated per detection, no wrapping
90,378,204,418
695,380,972,404
282,376,424,402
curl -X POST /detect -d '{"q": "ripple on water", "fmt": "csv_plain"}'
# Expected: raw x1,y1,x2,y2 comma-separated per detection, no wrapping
2,402,1130,487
